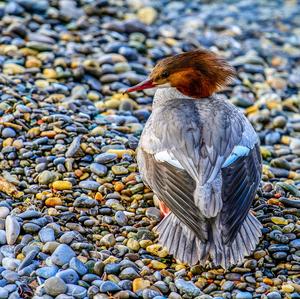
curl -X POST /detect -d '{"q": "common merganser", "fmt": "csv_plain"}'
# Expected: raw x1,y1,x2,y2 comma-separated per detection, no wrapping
126,49,262,268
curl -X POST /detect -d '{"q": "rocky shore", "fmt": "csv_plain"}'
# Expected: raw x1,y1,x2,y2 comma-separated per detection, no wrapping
0,0,299,298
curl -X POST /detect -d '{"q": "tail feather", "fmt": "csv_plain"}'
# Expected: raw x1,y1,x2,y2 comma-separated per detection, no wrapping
156,213,200,265
155,212,262,268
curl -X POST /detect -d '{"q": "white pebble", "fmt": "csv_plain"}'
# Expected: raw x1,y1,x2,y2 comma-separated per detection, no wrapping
2,257,21,271
0,207,10,219
5,215,20,245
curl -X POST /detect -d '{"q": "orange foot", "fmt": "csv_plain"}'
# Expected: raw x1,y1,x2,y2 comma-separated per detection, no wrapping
158,200,170,217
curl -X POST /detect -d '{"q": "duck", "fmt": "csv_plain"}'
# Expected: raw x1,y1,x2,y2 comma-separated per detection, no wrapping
126,49,262,268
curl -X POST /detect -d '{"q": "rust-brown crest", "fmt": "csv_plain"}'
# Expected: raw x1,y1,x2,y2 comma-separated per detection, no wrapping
150,49,236,98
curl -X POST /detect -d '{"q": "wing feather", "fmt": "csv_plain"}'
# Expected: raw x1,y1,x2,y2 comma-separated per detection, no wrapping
221,143,262,244
141,150,208,242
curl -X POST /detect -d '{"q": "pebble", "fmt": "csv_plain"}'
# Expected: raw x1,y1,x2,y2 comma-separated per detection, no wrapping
90,163,108,177
94,153,118,164
5,216,20,245
119,267,140,280
44,277,67,297
145,207,162,221
0,208,10,219
23,222,41,233
99,234,116,247
115,211,128,226
271,217,288,225
0,231,6,245
282,284,294,293
127,238,140,251
45,197,62,207
69,257,87,276
236,291,253,299
142,288,162,298
137,7,158,25
112,165,129,175
2,258,20,271
1,128,16,138
56,269,79,284
175,279,200,297
65,136,82,158
66,284,87,298
0,288,8,299
38,170,57,185
146,245,168,258
267,292,282,299
221,281,235,291
133,278,151,292
38,227,55,243
51,244,76,266
290,239,300,249
99,281,121,292
1,270,19,283
36,266,59,279
78,180,100,191
52,181,73,190
151,260,167,270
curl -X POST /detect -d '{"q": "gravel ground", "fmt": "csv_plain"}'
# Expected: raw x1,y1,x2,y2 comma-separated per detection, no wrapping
0,0,300,298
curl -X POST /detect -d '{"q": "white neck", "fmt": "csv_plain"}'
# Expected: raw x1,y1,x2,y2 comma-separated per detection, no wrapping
153,87,190,106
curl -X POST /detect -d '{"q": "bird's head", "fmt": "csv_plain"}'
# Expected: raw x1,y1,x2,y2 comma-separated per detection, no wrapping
126,49,235,98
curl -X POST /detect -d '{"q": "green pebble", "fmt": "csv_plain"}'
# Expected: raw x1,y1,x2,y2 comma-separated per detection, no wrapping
112,165,129,175
130,183,144,194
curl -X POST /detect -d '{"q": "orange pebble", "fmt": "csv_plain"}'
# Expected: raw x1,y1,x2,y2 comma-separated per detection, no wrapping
45,197,62,207
114,182,125,192
263,278,274,285
74,169,83,177
187,272,193,280
267,198,280,205
95,192,103,201
123,173,137,183
41,130,56,138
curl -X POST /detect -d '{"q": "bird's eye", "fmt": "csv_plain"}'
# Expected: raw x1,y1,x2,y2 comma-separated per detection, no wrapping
161,71,169,79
